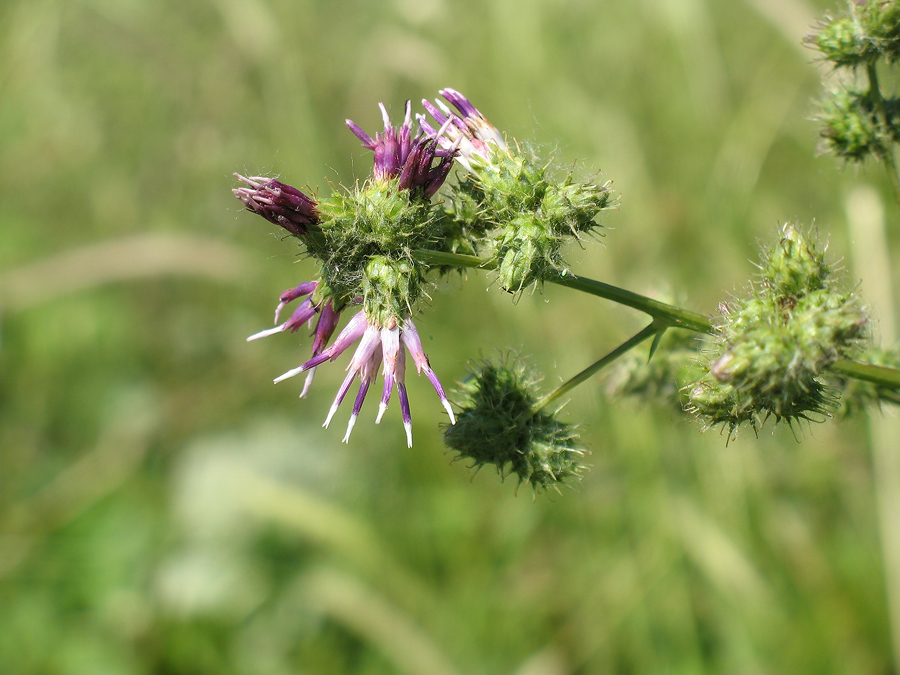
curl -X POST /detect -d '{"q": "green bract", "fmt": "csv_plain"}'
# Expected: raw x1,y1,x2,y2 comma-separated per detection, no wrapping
688,225,868,438
445,358,587,492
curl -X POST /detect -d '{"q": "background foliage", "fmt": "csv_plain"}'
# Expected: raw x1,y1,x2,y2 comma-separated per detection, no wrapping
2,0,899,673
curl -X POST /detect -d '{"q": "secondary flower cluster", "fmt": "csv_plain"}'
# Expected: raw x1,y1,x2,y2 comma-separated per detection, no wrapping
235,89,612,450
422,89,614,292
687,224,868,438
808,1,900,162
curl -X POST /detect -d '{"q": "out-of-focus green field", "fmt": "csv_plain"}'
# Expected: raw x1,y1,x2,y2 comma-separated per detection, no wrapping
2,0,899,673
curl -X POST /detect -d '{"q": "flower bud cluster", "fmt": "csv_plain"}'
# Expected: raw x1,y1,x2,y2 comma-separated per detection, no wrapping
421,89,614,292
444,357,587,493
235,89,613,449
487,158,613,292
309,181,437,327
809,1,900,162
687,224,868,438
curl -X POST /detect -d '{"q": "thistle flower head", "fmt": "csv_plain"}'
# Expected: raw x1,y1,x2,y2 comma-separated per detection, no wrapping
271,312,454,447
419,88,506,171
687,224,868,439
233,174,318,237
346,101,459,199
444,357,587,493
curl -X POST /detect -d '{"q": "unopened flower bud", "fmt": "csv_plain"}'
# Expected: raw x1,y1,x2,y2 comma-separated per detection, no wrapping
233,174,318,237
444,357,587,493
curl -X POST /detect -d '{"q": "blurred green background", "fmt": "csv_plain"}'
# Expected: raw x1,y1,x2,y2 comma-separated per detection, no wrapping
3,0,900,673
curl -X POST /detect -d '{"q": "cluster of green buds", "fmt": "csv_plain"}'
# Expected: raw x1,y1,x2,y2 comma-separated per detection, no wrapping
419,90,614,292
687,224,868,438
235,89,612,456
808,1,900,162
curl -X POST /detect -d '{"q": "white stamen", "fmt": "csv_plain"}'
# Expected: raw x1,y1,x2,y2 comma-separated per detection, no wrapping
274,302,286,324
442,399,457,425
300,368,316,398
404,421,413,448
376,401,388,424
323,401,341,428
342,415,357,443
435,98,453,117
274,365,306,383
247,324,285,341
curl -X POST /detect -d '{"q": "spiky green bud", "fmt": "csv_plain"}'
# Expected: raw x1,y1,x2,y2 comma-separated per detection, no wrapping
687,224,868,438
444,357,587,493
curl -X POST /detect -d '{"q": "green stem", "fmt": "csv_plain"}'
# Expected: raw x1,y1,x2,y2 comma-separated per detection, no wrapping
548,270,711,332
831,359,900,388
530,322,662,414
414,248,900,393
413,249,712,333
866,63,900,209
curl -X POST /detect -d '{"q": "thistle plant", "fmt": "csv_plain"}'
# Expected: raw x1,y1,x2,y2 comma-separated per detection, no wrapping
235,35,900,492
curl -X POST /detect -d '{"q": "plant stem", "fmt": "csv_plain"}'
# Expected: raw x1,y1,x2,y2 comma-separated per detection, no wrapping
547,270,711,332
866,63,900,209
831,360,900,388
530,322,663,414
413,249,712,332
846,184,900,675
413,249,900,392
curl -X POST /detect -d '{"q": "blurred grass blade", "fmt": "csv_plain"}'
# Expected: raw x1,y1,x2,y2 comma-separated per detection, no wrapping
235,469,437,614
0,233,249,312
302,567,462,675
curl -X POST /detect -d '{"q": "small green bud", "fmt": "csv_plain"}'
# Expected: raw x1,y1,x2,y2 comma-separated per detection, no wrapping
444,357,588,494
360,255,423,326
688,224,868,439
496,213,556,292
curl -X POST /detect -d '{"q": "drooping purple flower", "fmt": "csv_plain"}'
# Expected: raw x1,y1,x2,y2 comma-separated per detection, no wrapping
346,101,459,199
418,88,506,170
272,311,456,447
233,174,318,237
247,280,341,398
